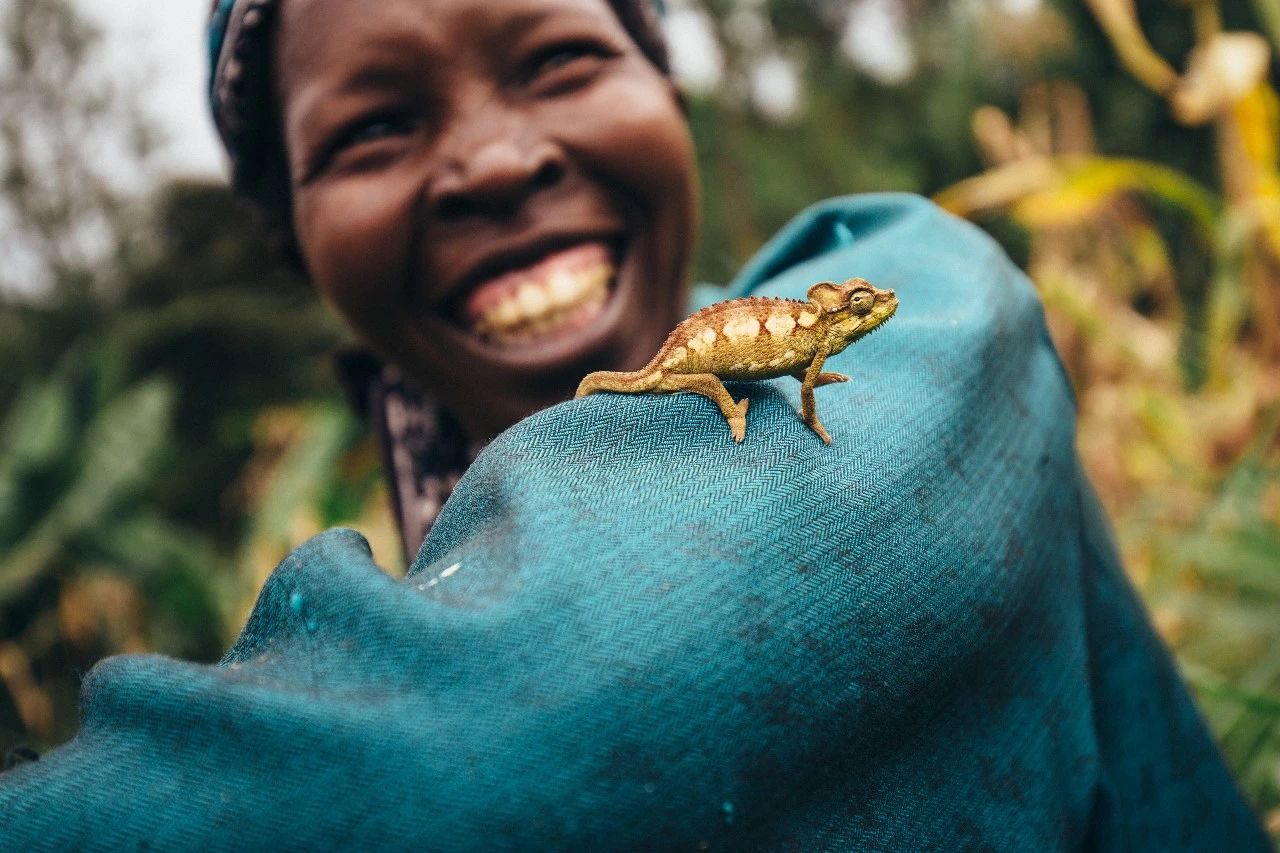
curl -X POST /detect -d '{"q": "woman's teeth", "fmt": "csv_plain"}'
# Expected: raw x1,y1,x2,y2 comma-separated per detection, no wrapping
476,265,611,343
464,243,616,345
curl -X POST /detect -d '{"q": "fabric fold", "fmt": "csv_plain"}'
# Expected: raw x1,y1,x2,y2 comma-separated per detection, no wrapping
0,194,1265,851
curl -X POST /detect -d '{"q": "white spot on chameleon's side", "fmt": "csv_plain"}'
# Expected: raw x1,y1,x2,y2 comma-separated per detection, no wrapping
764,313,796,336
797,311,818,328
688,331,711,354
730,362,748,372
661,346,688,369
722,317,761,341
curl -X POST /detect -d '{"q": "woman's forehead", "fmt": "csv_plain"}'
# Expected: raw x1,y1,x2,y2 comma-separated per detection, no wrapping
278,0,619,34
274,0,626,94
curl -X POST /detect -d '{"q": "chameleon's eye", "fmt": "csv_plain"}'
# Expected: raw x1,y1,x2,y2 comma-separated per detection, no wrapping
849,290,873,315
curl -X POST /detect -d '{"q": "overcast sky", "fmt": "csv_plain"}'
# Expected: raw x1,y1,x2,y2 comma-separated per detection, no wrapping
76,0,229,182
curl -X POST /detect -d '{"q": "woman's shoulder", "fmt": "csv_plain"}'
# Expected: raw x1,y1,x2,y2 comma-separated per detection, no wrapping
725,192,1009,301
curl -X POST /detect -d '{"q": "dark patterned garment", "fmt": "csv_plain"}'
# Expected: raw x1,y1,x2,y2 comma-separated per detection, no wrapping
335,351,480,565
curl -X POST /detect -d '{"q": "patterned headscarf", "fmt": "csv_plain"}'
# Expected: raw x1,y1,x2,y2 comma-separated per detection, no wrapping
206,0,670,226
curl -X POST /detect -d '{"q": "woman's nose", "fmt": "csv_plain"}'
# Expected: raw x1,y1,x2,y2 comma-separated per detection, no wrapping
429,133,566,219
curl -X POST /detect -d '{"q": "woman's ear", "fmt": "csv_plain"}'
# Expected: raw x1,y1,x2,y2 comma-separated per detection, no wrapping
807,281,844,312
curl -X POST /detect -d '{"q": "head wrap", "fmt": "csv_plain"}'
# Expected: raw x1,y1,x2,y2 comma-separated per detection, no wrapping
206,0,670,226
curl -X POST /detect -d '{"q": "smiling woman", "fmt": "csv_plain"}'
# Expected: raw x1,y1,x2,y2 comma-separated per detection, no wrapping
274,0,696,444
0,0,1270,848
209,0,695,557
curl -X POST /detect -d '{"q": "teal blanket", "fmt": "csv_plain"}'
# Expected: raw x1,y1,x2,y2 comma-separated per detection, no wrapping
0,194,1265,850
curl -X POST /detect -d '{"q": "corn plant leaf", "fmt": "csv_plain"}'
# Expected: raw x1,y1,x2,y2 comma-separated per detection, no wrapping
1012,158,1220,239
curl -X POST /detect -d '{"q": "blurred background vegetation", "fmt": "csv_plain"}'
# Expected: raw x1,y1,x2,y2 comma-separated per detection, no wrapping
0,0,1277,834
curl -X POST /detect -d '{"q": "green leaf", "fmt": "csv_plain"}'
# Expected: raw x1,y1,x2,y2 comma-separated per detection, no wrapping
86,513,231,660
55,377,175,533
1207,407,1280,523
0,373,75,540
248,404,357,549
0,373,74,471
1185,662,1280,718
1178,529,1280,598
89,512,220,582
0,377,175,605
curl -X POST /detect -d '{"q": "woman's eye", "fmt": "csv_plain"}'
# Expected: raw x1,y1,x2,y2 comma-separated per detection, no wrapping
305,115,414,181
342,116,410,149
525,41,612,88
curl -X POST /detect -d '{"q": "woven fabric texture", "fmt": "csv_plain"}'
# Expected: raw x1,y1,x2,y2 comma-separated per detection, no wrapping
0,194,1266,850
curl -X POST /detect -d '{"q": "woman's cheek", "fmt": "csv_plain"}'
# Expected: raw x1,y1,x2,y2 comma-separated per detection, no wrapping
295,174,421,324
573,75,694,191
580,76,699,249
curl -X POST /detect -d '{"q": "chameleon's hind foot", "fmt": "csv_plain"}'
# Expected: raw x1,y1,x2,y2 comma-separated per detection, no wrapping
807,416,833,445
729,398,749,443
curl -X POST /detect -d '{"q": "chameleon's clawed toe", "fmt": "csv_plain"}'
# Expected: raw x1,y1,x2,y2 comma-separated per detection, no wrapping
729,398,749,443
810,420,833,445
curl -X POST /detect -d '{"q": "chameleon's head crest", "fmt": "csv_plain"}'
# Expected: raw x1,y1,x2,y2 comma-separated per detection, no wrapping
807,278,892,315
806,281,846,313
813,278,898,345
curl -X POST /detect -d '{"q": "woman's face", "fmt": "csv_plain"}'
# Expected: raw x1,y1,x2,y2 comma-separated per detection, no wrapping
275,0,698,439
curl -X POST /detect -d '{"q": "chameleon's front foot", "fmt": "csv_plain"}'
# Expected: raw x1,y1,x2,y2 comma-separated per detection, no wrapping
728,398,750,443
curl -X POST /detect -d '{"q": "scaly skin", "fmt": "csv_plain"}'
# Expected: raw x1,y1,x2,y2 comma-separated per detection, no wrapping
576,278,898,443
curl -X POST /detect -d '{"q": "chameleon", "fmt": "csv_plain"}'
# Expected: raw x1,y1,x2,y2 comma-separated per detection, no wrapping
576,278,898,444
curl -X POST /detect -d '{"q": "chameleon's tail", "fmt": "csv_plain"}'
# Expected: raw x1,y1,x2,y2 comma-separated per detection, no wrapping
575,369,663,398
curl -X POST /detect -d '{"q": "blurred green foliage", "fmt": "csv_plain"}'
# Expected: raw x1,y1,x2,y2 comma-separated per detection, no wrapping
0,0,1277,834
0,0,393,749
0,175,390,745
